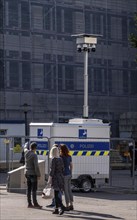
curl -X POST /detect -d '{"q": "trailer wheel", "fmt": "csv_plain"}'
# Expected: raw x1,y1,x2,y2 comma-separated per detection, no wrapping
80,178,92,192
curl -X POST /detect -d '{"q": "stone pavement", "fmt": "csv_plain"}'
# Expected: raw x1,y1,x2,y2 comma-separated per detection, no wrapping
0,185,137,220
0,172,137,220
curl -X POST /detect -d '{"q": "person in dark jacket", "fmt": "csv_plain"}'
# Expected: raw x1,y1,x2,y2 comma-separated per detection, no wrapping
60,144,74,211
24,142,42,208
129,142,137,177
47,145,65,215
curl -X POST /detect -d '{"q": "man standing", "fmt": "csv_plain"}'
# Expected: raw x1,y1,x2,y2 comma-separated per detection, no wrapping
24,142,42,208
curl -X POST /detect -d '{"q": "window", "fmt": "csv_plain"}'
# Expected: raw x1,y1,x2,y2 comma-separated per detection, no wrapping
93,13,102,34
94,68,102,93
9,61,19,88
44,5,51,30
44,63,52,90
123,70,128,94
65,65,74,90
0,60,4,89
21,1,30,29
58,65,63,91
64,8,73,33
57,7,62,32
9,50,19,59
8,0,18,27
22,52,30,60
22,62,31,90
130,70,137,95
65,56,73,62
85,11,91,33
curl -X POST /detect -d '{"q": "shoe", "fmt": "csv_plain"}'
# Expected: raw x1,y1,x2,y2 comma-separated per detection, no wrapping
69,205,74,210
52,209,59,214
59,208,64,215
33,204,42,209
28,204,34,208
64,207,70,211
46,203,55,208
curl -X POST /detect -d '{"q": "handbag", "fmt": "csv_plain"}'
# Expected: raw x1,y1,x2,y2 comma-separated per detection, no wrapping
42,186,54,199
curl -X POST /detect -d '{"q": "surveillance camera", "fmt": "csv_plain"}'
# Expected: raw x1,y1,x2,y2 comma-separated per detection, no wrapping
77,44,82,52
91,44,96,52
83,44,88,51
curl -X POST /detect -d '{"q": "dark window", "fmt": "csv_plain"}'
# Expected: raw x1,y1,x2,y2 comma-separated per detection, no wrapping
94,69,102,92
44,54,51,61
21,1,30,29
122,17,127,41
9,61,19,88
93,13,101,34
44,5,51,30
65,65,74,91
0,60,4,89
22,62,31,90
58,55,62,61
44,63,52,89
85,11,91,33
58,65,63,91
8,0,18,27
123,70,128,94
130,70,137,95
9,50,19,59
0,0,4,30
65,56,73,62
22,52,30,60
64,8,73,33
57,7,62,32
123,61,128,68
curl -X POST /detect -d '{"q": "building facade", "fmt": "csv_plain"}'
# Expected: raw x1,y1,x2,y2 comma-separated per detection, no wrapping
0,0,137,136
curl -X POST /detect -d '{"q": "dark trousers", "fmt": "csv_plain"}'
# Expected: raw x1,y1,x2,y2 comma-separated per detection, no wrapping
54,190,63,209
25,175,38,205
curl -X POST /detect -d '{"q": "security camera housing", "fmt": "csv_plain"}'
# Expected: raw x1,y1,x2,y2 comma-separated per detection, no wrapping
91,44,96,52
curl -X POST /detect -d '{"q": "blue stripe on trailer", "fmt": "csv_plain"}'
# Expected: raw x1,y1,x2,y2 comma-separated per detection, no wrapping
55,141,110,151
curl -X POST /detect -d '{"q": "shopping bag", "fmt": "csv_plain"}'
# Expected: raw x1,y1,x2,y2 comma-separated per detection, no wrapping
42,187,54,199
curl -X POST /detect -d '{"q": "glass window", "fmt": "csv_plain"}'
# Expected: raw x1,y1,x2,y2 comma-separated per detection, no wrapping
9,50,19,58
22,52,30,60
8,0,18,27
44,63,52,90
57,7,62,33
123,70,128,94
0,60,4,89
22,62,31,90
44,5,51,30
58,65,63,91
65,65,74,91
9,61,19,88
21,1,30,29
93,13,101,34
64,8,73,33
94,68,102,93
130,70,137,95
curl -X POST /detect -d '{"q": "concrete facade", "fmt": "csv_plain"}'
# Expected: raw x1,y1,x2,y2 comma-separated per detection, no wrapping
0,0,137,137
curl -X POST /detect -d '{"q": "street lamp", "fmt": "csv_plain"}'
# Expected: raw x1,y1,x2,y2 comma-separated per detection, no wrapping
71,33,99,118
21,103,30,137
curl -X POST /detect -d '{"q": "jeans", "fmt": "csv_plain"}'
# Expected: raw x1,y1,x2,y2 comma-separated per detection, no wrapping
25,175,38,205
64,175,73,205
54,190,63,209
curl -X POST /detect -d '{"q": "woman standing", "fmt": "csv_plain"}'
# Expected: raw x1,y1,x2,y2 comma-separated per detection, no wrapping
48,145,65,215
60,144,74,211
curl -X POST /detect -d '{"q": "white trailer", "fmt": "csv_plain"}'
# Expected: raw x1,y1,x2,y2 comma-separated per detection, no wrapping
29,118,110,192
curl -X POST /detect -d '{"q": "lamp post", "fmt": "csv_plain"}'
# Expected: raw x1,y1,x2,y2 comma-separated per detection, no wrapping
21,103,29,137
71,34,99,118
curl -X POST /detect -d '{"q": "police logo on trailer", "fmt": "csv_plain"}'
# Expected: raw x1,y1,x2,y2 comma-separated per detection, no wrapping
37,128,43,137
79,129,87,139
